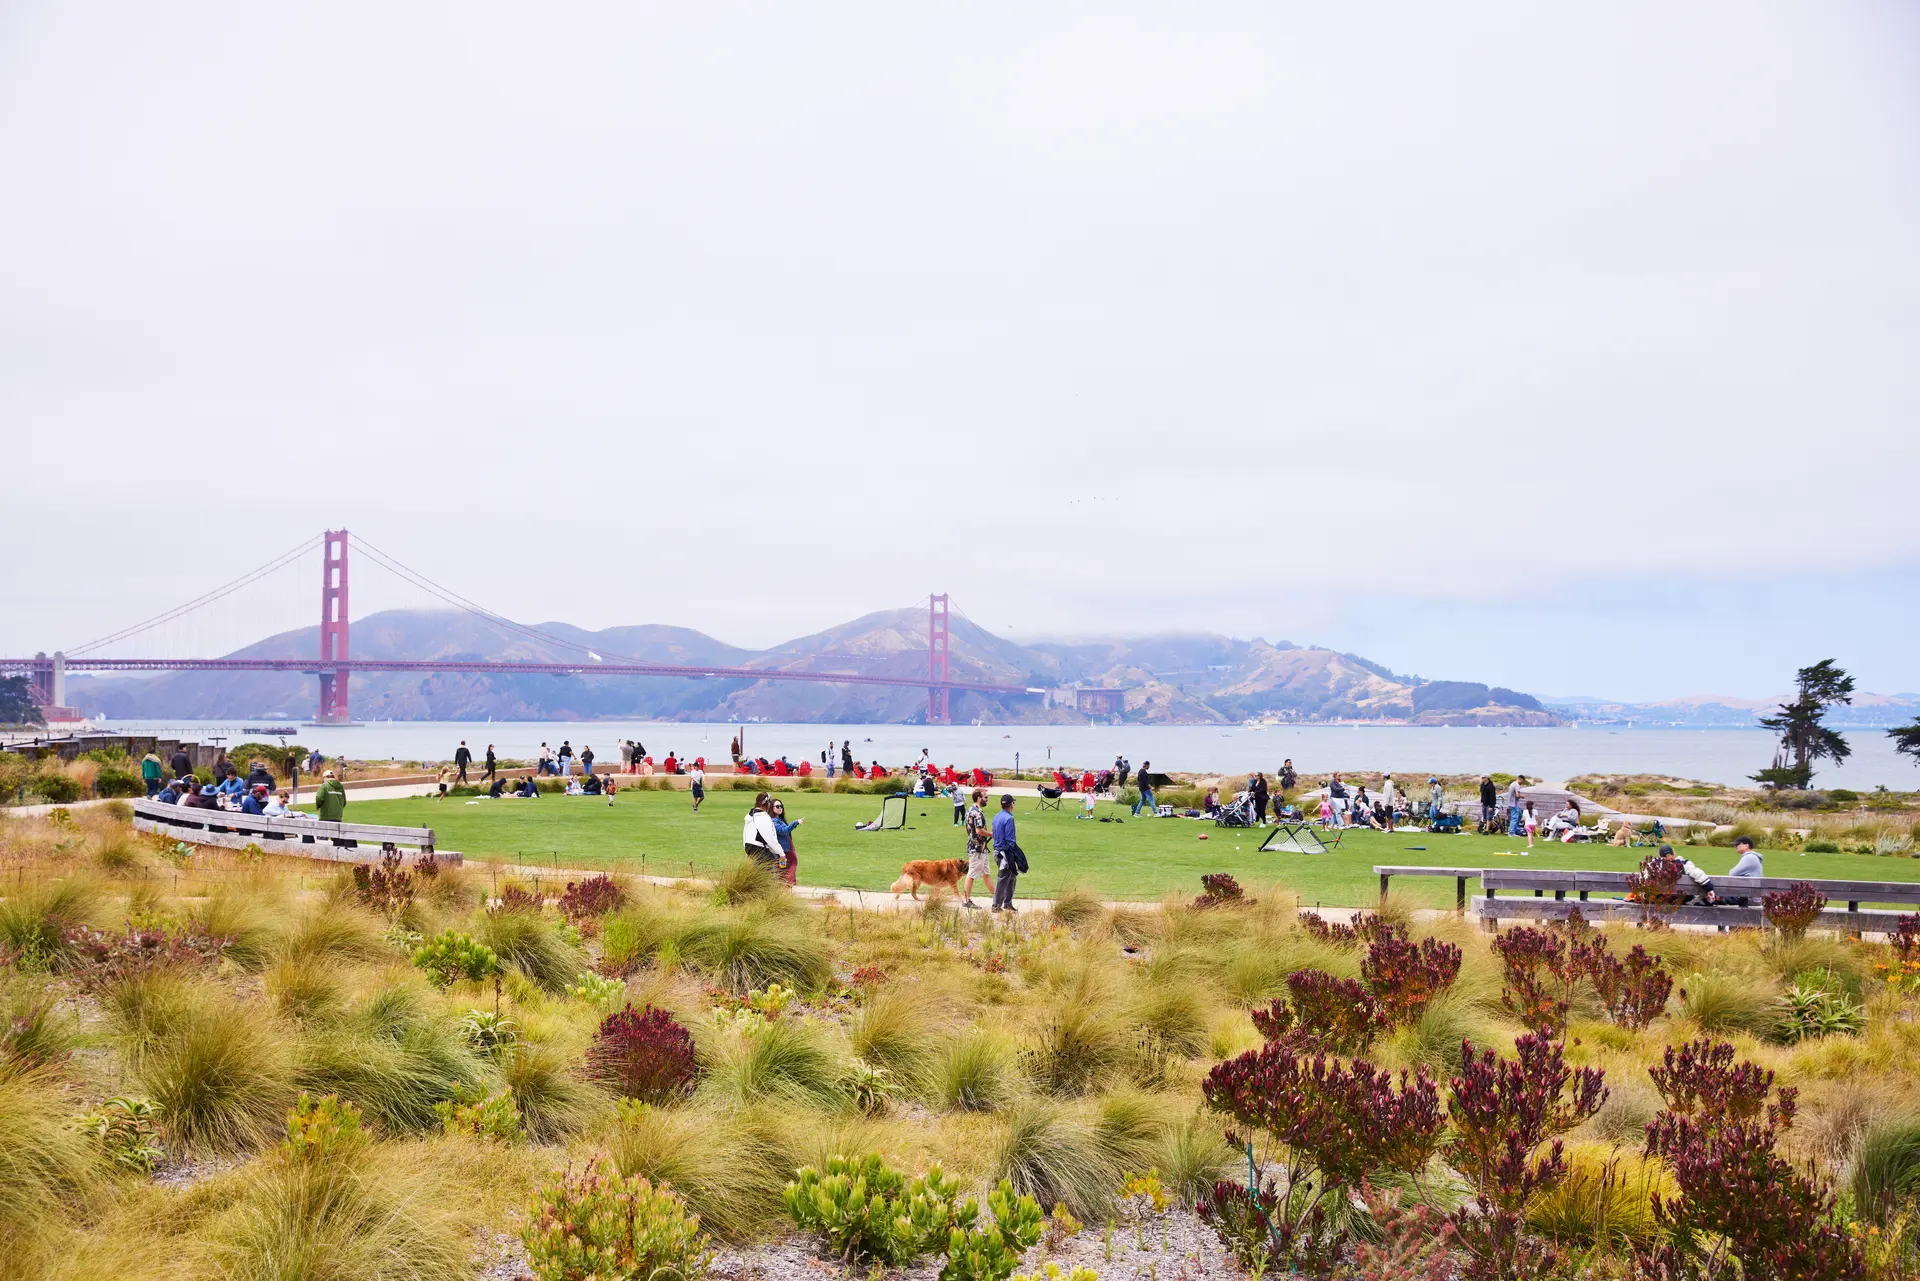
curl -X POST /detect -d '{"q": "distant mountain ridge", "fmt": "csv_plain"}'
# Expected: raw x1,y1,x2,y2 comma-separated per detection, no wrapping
66,608,1562,725
1548,690,1920,729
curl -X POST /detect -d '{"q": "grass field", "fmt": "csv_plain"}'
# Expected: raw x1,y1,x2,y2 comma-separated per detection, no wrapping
328,789,1920,907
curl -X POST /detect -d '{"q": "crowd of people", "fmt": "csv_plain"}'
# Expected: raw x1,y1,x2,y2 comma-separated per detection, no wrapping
142,749,346,822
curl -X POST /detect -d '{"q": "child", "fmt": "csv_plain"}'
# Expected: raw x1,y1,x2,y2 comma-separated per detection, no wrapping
1523,801,1538,847
1318,795,1334,828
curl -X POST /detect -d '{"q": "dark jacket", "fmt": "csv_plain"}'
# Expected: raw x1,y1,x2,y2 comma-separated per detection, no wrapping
1480,780,1497,806
169,750,192,777
454,746,472,766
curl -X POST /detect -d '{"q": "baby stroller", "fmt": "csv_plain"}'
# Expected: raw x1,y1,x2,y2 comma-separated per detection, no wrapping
1214,794,1256,828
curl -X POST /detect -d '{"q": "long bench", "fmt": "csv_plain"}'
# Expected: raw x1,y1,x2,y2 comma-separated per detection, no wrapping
131,798,458,866
1374,866,1483,911
1475,867,1920,936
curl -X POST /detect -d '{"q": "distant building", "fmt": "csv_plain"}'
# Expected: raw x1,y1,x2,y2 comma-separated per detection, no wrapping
1073,687,1128,716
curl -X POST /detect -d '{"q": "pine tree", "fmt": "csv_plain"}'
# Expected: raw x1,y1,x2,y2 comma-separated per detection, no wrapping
1891,718,1920,768
1752,660,1853,790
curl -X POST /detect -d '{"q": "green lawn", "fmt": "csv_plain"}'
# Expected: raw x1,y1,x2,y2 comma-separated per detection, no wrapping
323,789,1920,908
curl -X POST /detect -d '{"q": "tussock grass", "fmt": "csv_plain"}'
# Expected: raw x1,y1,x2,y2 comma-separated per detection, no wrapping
1128,985,1211,1058
1100,906,1161,947
600,898,693,974
1761,934,1864,995
703,1020,847,1109
0,1067,100,1257
1376,993,1491,1074
1092,1090,1175,1175
474,908,585,993
1851,1113,1920,1224
933,1030,1018,1113
296,1016,485,1134
1527,1142,1674,1248
1023,998,1135,1097
710,858,785,906
135,992,296,1154
848,986,939,1087
1,974,77,1068
0,877,102,966
604,1103,795,1242
267,958,348,1022
199,1145,471,1281
1676,970,1785,1040
279,902,389,966
1162,1108,1235,1200
991,1101,1118,1221
499,1039,600,1141
676,910,831,993
1050,887,1105,930
187,888,283,972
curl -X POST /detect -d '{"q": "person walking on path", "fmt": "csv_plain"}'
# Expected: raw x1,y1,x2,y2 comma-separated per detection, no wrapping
690,762,705,812
1506,776,1524,836
484,745,497,783
140,751,163,797
962,788,993,909
305,746,324,777
742,793,786,875
769,797,802,886
314,770,348,822
1479,776,1498,831
1131,762,1157,817
454,741,472,783
991,794,1027,912
557,741,574,776
1381,774,1398,832
950,780,966,826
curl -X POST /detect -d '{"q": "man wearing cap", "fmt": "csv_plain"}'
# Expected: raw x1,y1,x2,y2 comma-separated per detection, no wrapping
1725,836,1764,906
314,770,348,822
240,784,270,816
990,794,1027,913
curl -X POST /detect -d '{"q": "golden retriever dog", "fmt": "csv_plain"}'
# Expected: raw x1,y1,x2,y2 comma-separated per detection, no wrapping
891,858,968,900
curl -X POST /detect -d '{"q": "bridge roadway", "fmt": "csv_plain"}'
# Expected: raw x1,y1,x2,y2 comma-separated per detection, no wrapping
0,655,1036,696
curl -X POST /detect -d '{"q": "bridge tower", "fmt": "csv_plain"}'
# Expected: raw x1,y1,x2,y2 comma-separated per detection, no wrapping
315,530,352,723
927,594,951,725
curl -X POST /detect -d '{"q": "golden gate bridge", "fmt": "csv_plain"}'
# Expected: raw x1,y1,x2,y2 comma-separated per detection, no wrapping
2,530,1034,726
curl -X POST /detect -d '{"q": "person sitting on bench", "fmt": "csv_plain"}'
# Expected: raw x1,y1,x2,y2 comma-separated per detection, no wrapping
1724,836,1763,905
240,784,271,816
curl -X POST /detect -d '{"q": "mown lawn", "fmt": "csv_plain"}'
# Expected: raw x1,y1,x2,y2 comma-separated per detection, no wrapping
327,789,1920,907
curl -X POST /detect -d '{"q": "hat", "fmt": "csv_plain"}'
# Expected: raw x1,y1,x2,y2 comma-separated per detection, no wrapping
253,784,269,794
1000,794,1015,807
201,785,218,796
323,770,336,779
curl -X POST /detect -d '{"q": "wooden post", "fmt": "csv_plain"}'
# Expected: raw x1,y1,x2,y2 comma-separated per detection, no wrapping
1456,876,1467,913
1379,872,1390,901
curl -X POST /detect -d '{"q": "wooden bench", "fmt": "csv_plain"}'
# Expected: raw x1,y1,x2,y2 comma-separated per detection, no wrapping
1475,868,1920,936
132,799,458,866
1374,866,1483,911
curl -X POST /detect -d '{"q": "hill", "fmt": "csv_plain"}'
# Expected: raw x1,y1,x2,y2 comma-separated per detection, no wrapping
65,608,1560,725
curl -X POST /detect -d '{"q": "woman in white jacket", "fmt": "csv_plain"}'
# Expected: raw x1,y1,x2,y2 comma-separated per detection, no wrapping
741,793,786,873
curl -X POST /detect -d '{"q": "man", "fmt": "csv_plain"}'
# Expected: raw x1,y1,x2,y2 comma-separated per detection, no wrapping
1506,776,1525,836
1428,778,1446,823
305,746,324,777
1117,757,1131,789
246,759,275,791
1132,762,1159,817
689,761,705,812
557,741,574,776
538,743,553,776
619,740,634,773
1328,773,1349,825
991,793,1026,912
453,741,472,784
240,784,270,816
1479,776,1498,831
155,776,185,805
1279,759,1297,791
169,746,193,779
314,770,348,822
1380,774,1398,833
140,750,163,797
962,788,993,908
1725,836,1764,906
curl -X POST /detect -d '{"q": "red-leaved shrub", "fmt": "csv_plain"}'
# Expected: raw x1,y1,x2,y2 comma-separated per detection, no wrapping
1587,941,1673,1030
62,922,229,992
559,874,626,924
585,1005,697,1103
1250,969,1379,1056
1363,931,1462,1028
1763,881,1827,940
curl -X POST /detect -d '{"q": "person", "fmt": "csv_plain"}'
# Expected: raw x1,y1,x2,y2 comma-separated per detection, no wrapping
991,793,1027,912
1506,776,1525,836
962,788,994,908
1250,772,1270,825
214,752,236,782
155,776,186,805
140,750,163,797
769,797,802,886
240,784,270,816
1318,792,1334,827
1132,762,1157,817
557,741,574,776
690,761,705,813
1353,785,1377,828
1428,778,1445,823
1279,759,1297,791
216,771,246,804
841,741,855,775
516,775,540,799
1380,774,1398,833
619,740,634,773
949,780,966,826
1203,786,1221,816
1117,757,1131,789
1328,773,1349,826
1479,776,1498,831
1523,800,1539,846
488,774,508,799
1725,836,1764,905
1080,790,1098,820
731,735,743,765
264,789,294,817
638,756,655,776
538,743,553,776
484,745,497,783
435,761,458,799
314,770,348,822
184,783,221,810
581,745,595,776
243,758,274,790
1547,801,1582,841
454,741,472,783
305,747,324,777
742,793,786,874
169,746,193,779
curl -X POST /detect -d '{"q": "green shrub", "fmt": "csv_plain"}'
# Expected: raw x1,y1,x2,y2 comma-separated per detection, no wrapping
411,930,499,988
92,766,144,798
475,909,584,993
434,1087,523,1143
31,772,84,804
709,858,785,906
283,1092,367,1164
0,877,101,969
943,1180,1047,1281
1806,840,1841,854
522,1152,712,1281
1782,982,1864,1042
783,1153,965,1266
79,1095,164,1173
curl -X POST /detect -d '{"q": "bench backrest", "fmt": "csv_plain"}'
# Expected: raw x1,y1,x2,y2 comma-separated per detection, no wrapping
1372,866,1484,878
132,798,435,847
1477,866,1920,904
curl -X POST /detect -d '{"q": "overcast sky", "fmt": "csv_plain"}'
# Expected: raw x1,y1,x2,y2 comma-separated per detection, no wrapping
5,2,1917,702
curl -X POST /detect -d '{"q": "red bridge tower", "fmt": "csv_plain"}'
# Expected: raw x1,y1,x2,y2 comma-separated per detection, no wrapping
315,529,352,723
927,593,951,725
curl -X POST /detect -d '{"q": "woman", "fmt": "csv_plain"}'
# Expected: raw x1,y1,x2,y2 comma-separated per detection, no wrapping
741,793,786,874
1250,772,1270,825
769,797,802,886
484,745,497,783
962,788,993,909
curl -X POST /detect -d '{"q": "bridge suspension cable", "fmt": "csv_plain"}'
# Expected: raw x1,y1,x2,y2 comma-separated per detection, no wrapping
66,534,323,657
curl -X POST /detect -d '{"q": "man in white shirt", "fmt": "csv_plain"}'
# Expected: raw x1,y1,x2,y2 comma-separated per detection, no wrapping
690,763,706,813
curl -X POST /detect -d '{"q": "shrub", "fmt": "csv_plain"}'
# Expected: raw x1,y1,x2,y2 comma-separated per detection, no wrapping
456,1008,519,1056
1587,941,1674,1030
1445,1033,1607,1280
411,930,498,988
1639,1038,1863,1279
434,1087,523,1142
783,1154,964,1266
1362,931,1462,1029
522,1153,713,1281
943,1180,1046,1281
1627,851,1686,925
1806,839,1841,854
586,1005,697,1104
79,1095,164,1172
1782,982,1864,1042
1490,925,1586,1038
93,766,144,798
1764,881,1828,940
559,874,627,923
283,1092,367,1164
1201,1041,1444,1272
348,849,415,915
1250,969,1379,1055
1192,873,1250,909
569,968,627,1011
494,885,545,914
62,921,228,992
1300,910,1398,950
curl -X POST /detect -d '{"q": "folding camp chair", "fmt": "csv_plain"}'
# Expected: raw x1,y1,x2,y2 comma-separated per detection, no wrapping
1035,787,1063,812
1260,821,1341,854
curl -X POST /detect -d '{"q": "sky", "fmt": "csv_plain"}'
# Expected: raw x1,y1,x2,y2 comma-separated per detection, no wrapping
4,2,1918,703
